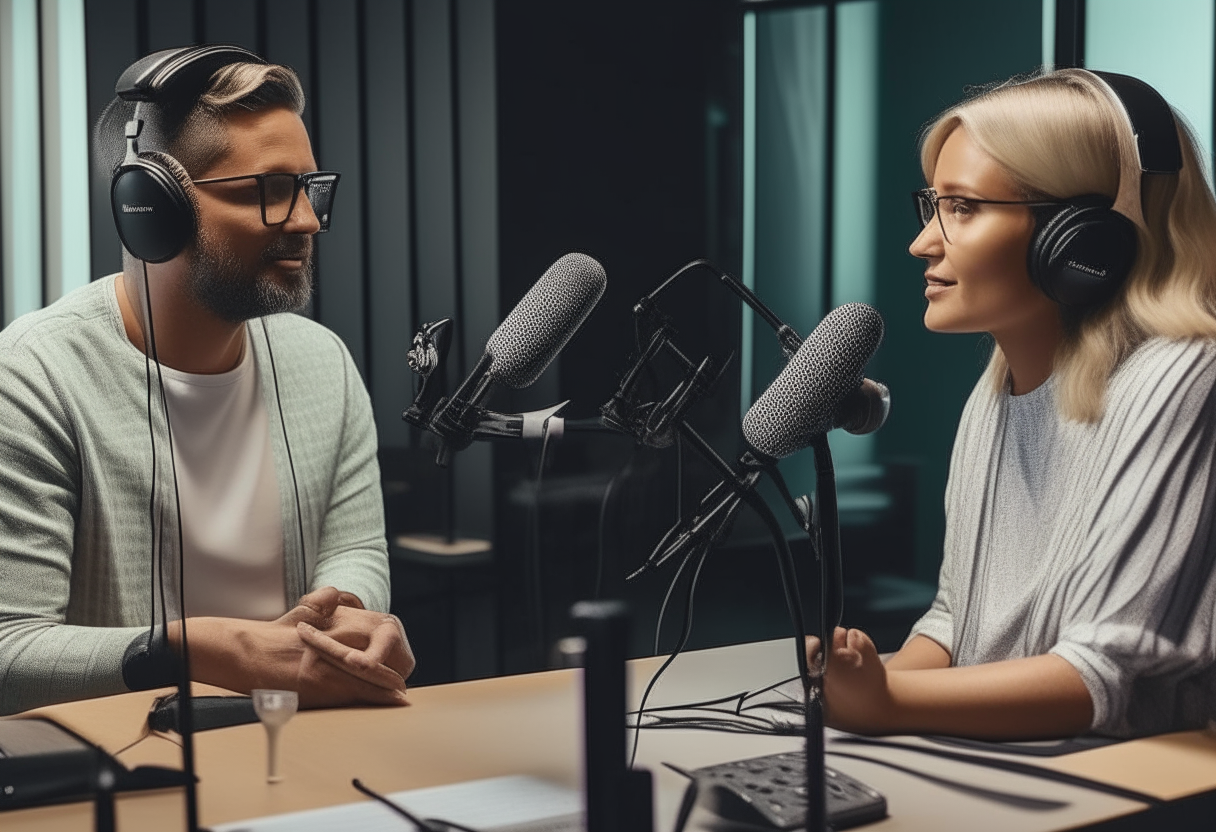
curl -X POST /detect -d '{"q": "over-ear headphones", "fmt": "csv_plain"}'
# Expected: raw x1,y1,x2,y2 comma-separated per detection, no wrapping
1027,70,1183,307
109,44,266,263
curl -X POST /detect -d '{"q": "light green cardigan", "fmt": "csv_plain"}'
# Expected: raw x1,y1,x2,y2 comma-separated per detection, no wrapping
0,276,389,715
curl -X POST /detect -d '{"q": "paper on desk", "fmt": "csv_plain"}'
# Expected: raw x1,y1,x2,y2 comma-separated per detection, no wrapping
213,775,582,832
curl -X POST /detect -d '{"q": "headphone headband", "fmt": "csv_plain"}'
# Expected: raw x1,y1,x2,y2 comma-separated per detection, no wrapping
116,44,266,104
1088,70,1183,175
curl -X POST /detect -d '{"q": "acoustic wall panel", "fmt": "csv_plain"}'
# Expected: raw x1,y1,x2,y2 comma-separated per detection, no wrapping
363,0,413,448
313,0,366,374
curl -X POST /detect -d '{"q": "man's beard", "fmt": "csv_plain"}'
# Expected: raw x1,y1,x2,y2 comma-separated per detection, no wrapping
186,231,314,323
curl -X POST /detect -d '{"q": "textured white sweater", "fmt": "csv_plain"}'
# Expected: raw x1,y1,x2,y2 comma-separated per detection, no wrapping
910,337,1216,737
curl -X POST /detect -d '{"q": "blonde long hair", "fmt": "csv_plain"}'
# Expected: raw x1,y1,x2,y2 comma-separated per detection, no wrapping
920,69,1216,422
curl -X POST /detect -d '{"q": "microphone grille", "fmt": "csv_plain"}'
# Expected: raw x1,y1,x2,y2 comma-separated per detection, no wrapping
485,253,607,389
742,303,884,459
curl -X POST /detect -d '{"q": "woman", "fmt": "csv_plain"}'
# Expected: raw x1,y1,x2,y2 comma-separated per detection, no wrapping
814,69,1216,740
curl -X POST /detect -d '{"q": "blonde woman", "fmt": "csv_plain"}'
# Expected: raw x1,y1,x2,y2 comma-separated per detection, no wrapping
813,69,1216,739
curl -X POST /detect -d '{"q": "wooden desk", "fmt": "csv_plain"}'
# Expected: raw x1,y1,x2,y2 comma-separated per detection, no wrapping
5,639,1216,831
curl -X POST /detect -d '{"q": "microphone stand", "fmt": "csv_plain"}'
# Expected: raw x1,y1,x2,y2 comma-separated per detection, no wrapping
641,259,803,359
674,425,827,832
807,433,843,832
604,258,866,832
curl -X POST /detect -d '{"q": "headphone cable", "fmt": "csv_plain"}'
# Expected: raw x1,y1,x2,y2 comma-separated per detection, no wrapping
138,259,202,832
261,318,309,597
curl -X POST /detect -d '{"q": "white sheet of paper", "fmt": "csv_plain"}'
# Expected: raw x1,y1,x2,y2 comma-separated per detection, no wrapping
213,775,582,832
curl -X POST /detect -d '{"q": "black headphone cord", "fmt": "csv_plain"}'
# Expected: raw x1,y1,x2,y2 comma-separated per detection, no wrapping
140,266,167,646
261,318,309,599
138,260,202,832
140,261,189,661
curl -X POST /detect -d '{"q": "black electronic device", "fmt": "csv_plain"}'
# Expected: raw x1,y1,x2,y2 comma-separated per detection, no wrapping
109,44,265,263
107,44,270,832
669,750,887,831
571,600,654,832
1027,70,1182,307
0,718,189,817
0,718,107,811
148,694,259,734
603,268,890,832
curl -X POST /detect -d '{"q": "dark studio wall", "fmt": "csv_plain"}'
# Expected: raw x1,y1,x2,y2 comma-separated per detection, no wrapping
81,0,745,681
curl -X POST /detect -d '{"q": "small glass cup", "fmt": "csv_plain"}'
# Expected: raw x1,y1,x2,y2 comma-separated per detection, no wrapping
252,689,299,783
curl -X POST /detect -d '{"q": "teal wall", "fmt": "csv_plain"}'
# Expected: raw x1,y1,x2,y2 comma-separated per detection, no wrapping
1086,0,1214,175
744,0,1044,580
870,0,1043,580
0,0,91,326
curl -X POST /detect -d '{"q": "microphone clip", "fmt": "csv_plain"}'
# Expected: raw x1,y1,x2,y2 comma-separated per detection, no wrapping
601,324,729,449
401,318,454,431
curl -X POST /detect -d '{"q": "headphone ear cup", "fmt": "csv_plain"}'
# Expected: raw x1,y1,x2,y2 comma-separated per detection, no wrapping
110,152,196,264
1028,197,1138,307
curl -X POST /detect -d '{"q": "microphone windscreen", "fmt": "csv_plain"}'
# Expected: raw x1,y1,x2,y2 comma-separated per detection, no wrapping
485,253,607,389
742,303,884,459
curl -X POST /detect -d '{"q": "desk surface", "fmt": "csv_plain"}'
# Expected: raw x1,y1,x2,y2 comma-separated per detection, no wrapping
6,638,1216,831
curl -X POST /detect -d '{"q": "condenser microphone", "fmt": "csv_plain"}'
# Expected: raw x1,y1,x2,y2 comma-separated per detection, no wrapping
743,303,885,460
427,253,606,462
485,252,607,388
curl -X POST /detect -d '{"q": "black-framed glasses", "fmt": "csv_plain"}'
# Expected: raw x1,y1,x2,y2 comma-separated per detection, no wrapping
912,187,1062,244
192,171,341,231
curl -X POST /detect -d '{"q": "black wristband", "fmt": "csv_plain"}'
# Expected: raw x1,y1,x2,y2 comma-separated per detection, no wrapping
121,629,178,691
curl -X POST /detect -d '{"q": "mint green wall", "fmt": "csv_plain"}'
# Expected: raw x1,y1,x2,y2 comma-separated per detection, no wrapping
40,0,92,301
0,0,91,326
1086,0,1214,175
1,0,44,325
751,5,829,399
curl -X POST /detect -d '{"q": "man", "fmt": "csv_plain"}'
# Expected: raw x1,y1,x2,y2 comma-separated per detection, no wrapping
0,49,413,715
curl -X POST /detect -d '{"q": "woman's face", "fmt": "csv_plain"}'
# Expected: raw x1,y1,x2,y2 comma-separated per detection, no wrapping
908,126,1058,338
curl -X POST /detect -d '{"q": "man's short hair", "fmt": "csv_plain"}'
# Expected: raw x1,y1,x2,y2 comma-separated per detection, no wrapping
93,60,306,180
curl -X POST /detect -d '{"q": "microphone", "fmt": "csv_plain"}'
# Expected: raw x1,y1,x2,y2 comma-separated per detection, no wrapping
633,303,886,577
485,252,607,388
418,253,607,462
743,303,885,460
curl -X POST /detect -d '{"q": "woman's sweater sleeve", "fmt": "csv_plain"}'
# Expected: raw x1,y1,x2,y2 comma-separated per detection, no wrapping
1046,342,1216,735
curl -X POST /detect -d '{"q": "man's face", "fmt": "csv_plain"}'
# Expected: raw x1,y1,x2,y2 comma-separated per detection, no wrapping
187,106,320,322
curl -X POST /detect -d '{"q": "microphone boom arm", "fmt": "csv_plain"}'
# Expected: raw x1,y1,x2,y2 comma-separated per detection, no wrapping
643,259,803,359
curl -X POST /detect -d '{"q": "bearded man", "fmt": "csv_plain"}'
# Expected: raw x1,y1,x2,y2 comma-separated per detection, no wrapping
0,48,413,715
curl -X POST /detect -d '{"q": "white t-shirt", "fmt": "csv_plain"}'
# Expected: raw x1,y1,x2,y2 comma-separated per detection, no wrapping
158,336,287,620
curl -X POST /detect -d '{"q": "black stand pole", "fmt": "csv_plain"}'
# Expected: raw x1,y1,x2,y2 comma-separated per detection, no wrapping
176,636,202,832
93,761,116,832
809,433,844,832
571,600,653,832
